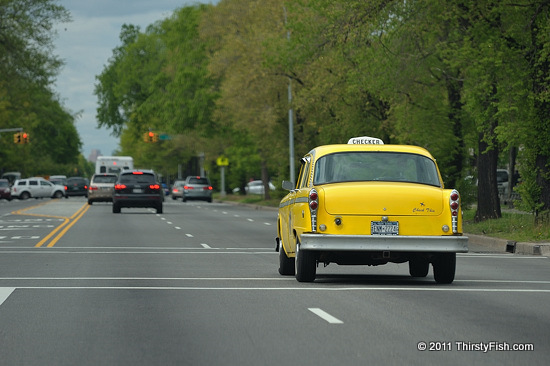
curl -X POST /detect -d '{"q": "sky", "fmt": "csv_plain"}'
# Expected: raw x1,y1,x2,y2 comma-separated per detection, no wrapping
52,0,218,160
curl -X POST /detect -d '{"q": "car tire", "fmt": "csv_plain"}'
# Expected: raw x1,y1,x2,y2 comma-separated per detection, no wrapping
156,204,163,214
53,190,64,199
20,191,30,200
295,240,316,282
409,257,429,277
182,197,187,202
172,196,177,200
433,253,456,284
88,200,93,205
278,239,295,276
112,203,121,213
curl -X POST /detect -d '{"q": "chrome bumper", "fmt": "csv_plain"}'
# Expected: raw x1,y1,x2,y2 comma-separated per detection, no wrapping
300,234,468,253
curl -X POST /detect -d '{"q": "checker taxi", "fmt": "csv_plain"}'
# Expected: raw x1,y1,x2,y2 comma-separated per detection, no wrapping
277,137,468,283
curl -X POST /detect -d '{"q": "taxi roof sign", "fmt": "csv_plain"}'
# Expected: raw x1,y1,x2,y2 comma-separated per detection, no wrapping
347,136,384,145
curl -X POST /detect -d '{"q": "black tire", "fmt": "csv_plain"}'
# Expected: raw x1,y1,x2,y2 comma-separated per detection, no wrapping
295,241,316,282
156,204,163,214
172,196,177,200
53,190,64,199
20,191,30,200
112,203,121,213
433,253,456,284
278,239,295,276
88,200,93,205
182,196,187,202
409,257,429,277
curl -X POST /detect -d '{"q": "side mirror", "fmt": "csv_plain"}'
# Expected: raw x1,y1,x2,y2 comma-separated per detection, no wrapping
282,180,295,191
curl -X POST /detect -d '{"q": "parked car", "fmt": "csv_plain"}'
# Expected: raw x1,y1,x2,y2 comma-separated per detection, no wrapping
49,175,67,187
245,180,276,195
277,136,468,283
65,177,89,197
11,177,66,199
171,180,185,200
0,179,12,200
87,173,117,204
182,176,213,203
112,170,163,213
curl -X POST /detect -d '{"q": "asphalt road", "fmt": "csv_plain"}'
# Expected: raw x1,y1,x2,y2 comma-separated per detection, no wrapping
0,197,548,365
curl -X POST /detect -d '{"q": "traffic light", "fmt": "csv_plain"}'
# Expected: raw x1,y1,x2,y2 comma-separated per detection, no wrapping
13,132,29,144
143,131,159,142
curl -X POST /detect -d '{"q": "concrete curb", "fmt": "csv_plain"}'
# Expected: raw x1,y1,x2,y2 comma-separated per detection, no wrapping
466,233,549,256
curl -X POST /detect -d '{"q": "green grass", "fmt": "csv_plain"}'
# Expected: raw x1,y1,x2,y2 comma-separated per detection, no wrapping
216,194,550,243
463,209,550,243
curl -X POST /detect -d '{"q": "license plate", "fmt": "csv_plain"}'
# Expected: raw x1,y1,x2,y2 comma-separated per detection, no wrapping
133,188,143,193
371,221,399,235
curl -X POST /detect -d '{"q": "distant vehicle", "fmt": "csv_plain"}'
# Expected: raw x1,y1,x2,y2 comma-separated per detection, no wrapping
49,175,67,186
182,176,213,203
1,172,21,186
171,180,185,200
112,170,163,213
245,180,276,195
11,177,65,199
65,177,89,197
88,173,118,205
95,156,133,175
0,179,12,200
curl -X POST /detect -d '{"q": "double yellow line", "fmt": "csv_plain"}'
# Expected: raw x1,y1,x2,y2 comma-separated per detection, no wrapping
12,202,90,247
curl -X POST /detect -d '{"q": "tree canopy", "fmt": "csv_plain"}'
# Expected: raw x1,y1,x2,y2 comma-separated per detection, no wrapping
93,0,550,219
0,0,84,177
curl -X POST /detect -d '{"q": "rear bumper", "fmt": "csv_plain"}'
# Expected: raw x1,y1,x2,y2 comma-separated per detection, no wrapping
300,234,468,253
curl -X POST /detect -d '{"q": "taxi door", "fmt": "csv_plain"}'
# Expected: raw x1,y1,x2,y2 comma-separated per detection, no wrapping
283,155,312,255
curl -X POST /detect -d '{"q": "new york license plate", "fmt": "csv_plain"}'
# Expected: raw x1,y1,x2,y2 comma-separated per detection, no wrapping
371,221,399,235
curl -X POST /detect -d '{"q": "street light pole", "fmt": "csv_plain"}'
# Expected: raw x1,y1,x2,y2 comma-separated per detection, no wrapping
284,6,295,184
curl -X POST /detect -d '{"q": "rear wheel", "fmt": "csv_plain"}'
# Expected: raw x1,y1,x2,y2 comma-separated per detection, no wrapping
112,203,121,213
433,253,456,284
295,240,316,282
20,191,30,200
278,239,295,276
156,204,163,214
409,257,429,277
53,190,64,199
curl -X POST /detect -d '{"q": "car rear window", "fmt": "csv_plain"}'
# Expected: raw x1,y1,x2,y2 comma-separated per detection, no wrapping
120,173,156,184
94,175,117,183
313,152,441,187
188,178,209,184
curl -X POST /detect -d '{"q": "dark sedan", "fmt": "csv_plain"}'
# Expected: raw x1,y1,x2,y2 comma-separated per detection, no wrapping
112,170,163,214
65,177,89,197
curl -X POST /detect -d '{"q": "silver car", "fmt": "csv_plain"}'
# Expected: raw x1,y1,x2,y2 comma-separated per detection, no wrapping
171,180,185,200
87,173,117,204
182,176,213,203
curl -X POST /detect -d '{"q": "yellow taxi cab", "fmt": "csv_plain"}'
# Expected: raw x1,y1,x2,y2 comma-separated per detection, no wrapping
276,136,468,283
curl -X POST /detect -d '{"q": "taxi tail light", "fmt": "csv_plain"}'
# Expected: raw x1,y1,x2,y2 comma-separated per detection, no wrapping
450,189,460,233
309,189,319,232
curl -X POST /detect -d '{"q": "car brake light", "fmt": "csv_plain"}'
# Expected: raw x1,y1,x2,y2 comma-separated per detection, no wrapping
309,188,319,232
132,171,143,175
149,184,160,190
184,185,193,190
114,184,126,190
450,189,460,234
89,186,98,191
204,186,213,190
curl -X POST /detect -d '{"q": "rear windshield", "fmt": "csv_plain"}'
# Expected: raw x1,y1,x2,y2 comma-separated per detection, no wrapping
313,152,441,187
94,175,117,183
188,177,209,185
120,173,156,184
